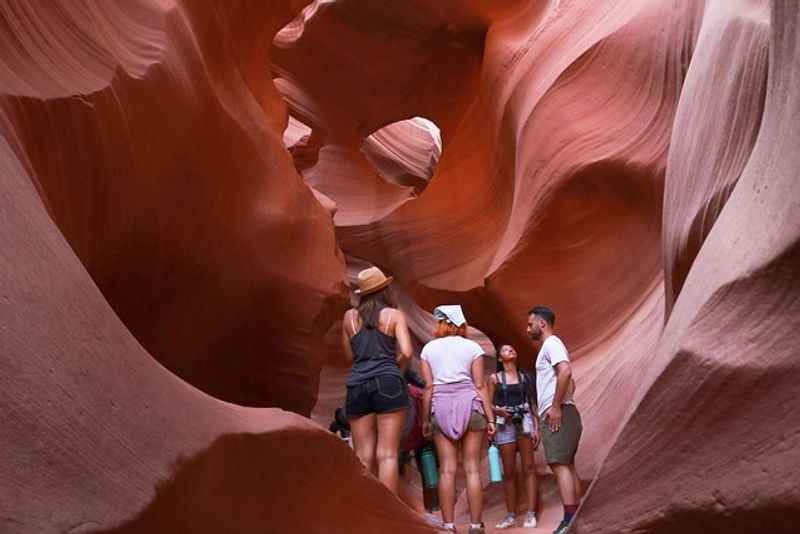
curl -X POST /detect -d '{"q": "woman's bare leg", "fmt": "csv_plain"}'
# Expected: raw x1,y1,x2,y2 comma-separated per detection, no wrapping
462,429,486,524
499,442,518,514
433,432,458,524
376,409,406,495
517,436,539,513
350,414,377,475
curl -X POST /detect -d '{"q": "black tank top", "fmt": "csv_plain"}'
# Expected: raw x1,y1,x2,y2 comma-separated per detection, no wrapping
493,371,527,407
347,320,402,387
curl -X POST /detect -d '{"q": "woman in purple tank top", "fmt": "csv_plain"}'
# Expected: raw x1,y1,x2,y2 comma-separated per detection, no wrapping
342,267,413,496
419,305,496,534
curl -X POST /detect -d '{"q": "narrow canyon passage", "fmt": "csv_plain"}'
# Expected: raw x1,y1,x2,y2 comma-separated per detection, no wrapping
1,1,798,533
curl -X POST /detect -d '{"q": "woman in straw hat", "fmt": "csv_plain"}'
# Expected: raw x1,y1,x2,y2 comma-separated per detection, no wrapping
342,266,413,496
420,305,496,534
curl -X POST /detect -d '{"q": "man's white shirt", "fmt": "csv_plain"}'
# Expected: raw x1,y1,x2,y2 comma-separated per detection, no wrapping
535,335,574,416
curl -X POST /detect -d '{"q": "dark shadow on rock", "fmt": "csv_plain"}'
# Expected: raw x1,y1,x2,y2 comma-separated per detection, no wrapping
93,429,437,534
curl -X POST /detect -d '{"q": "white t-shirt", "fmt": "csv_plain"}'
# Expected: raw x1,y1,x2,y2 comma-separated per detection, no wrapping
421,336,485,385
535,335,574,415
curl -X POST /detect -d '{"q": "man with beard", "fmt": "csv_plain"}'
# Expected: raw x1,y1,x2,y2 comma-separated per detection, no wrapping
527,306,582,534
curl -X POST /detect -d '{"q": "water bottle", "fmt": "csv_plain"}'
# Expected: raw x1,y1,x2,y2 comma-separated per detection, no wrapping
522,412,533,435
488,443,503,483
420,446,439,488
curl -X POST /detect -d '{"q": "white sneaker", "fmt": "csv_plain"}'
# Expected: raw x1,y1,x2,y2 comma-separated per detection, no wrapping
523,511,538,528
495,513,516,529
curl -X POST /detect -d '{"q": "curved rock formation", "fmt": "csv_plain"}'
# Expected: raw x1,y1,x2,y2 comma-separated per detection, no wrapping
3,0,798,532
0,1,437,532
1,0,345,413
275,0,798,532
575,2,799,532
0,117,432,533
662,0,770,316
362,117,442,193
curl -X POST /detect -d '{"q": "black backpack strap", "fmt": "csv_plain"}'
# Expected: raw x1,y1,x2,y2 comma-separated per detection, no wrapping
501,370,510,406
522,370,536,409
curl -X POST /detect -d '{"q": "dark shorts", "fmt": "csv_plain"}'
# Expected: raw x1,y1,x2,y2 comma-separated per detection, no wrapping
346,374,409,418
541,404,582,465
430,410,487,435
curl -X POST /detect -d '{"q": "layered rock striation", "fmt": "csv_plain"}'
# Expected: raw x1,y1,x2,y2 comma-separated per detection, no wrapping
2,0,798,533
1,0,346,413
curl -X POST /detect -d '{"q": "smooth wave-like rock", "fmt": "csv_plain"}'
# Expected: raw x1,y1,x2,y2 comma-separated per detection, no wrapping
276,0,798,531
3,0,798,532
575,2,799,532
362,117,442,193
1,0,345,413
662,0,769,316
0,127,432,533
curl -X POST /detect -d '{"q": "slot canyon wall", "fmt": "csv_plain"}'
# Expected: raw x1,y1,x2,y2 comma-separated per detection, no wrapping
1,1,797,533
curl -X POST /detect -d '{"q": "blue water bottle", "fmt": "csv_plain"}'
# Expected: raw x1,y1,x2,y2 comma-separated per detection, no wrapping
488,443,503,483
420,446,439,488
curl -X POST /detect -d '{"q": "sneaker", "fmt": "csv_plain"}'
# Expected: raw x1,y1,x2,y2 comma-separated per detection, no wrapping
467,523,485,534
495,513,516,529
523,511,538,528
553,518,571,534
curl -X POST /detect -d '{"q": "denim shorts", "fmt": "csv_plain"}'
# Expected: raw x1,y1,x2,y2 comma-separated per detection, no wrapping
495,412,535,446
346,374,409,418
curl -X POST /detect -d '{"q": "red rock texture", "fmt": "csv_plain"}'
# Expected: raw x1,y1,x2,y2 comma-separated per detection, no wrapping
277,0,798,532
0,1,430,533
574,2,799,532
1,0,346,414
2,0,798,533
0,108,433,533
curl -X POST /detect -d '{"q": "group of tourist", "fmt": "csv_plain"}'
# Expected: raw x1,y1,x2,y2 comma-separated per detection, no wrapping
340,267,582,534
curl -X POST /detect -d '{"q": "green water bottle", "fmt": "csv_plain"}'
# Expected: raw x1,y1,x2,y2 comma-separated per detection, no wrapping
420,446,439,488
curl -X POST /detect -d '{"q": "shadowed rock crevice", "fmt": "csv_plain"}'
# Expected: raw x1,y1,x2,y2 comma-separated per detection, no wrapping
92,431,436,534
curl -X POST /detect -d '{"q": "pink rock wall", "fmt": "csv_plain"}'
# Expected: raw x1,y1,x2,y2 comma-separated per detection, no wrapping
277,0,798,531
575,2,799,532
0,1,430,533
2,0,798,532
1,0,346,414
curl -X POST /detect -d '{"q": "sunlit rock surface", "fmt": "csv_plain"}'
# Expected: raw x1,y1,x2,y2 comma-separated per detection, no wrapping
1,0,797,532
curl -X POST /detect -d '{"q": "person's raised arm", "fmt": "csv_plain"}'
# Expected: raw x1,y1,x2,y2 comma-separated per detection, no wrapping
391,310,412,373
420,359,434,437
547,360,572,432
341,310,355,362
471,355,495,437
392,310,413,365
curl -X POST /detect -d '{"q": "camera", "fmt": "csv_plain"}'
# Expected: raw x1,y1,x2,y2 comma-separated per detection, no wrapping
508,406,526,428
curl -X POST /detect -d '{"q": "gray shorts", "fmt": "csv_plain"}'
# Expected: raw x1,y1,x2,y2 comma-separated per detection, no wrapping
541,404,582,465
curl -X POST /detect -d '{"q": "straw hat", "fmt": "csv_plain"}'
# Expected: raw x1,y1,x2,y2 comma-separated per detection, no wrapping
354,266,394,296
